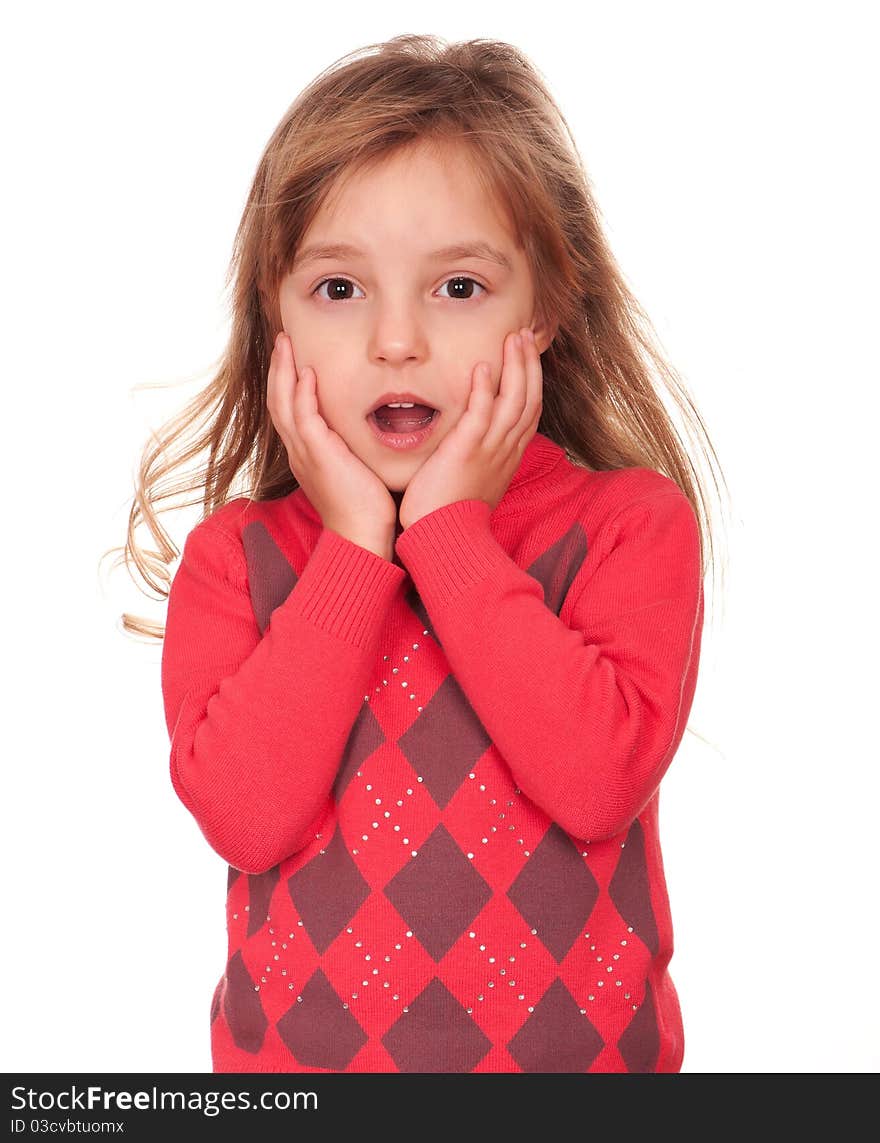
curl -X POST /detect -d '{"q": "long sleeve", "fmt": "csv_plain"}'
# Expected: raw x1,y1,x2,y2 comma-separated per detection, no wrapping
161,515,407,874
394,493,703,842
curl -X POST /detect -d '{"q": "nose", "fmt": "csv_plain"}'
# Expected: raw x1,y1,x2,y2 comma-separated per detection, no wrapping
367,303,428,366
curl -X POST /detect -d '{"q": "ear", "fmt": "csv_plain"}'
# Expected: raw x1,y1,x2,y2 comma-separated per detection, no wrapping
530,318,559,355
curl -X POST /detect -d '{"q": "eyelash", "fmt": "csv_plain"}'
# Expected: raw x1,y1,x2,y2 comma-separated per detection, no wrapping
311,275,487,302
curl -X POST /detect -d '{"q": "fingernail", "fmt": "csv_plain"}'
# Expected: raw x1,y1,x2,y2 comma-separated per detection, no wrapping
514,333,523,349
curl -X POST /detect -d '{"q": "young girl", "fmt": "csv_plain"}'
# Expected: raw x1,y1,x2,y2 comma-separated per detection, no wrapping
126,34,725,1073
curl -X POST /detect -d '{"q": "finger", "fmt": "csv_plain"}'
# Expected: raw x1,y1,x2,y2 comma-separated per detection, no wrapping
286,338,322,451
454,360,494,448
519,327,544,437
488,330,528,448
267,333,295,449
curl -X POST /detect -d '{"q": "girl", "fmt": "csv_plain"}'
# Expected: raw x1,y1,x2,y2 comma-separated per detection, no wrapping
124,34,726,1073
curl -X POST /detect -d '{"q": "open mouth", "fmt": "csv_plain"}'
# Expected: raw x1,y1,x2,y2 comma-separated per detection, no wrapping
369,403,438,432
366,402,441,450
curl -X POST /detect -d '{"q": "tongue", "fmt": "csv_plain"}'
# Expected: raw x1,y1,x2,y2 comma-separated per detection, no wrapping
375,403,434,431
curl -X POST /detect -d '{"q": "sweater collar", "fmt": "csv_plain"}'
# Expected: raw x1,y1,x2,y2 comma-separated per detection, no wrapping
505,431,567,492
291,430,567,524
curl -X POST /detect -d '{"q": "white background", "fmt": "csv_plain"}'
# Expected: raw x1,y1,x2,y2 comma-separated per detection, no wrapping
3,1,877,1074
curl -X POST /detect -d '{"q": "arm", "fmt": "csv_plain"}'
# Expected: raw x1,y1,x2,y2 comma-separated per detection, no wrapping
161,515,407,873
394,492,704,841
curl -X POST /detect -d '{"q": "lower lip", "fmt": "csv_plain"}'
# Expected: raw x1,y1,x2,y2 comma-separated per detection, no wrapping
367,410,440,450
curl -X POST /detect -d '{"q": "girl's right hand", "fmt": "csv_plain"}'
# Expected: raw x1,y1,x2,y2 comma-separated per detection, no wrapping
267,332,398,561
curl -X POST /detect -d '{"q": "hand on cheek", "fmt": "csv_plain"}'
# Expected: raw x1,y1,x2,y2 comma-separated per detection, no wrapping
398,327,543,531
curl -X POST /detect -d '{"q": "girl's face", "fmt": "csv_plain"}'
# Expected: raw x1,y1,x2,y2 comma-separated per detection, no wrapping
277,140,553,492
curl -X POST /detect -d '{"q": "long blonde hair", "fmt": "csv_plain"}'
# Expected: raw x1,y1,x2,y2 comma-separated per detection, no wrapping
107,33,729,641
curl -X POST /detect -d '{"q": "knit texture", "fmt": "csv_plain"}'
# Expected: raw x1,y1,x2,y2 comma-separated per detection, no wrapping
161,432,704,1073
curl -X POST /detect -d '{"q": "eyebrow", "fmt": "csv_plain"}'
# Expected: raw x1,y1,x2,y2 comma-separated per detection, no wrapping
292,240,513,273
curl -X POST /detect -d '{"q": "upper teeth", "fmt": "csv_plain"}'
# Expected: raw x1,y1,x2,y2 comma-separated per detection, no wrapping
386,402,415,408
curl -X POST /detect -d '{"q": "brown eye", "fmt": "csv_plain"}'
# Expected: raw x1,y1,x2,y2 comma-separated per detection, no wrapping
438,276,486,300
313,277,364,301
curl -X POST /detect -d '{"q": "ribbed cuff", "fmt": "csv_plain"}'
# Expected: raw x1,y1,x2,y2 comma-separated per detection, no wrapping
395,499,508,613
286,527,406,647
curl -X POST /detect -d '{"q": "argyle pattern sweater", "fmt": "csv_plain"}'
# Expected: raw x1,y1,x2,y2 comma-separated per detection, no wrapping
161,432,704,1073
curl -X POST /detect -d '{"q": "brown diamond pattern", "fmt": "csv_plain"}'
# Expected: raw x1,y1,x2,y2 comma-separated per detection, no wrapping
287,827,371,954
241,520,298,634
276,968,368,1070
332,702,386,802
527,521,588,615
506,823,599,962
246,865,280,936
617,978,660,1072
383,824,492,961
222,950,267,1054
507,977,604,1072
398,675,492,808
608,818,659,955
382,977,492,1072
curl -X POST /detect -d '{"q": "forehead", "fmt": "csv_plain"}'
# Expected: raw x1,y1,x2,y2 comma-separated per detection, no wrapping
310,140,519,248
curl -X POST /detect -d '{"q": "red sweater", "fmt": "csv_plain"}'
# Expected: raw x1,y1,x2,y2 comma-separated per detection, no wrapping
161,432,704,1073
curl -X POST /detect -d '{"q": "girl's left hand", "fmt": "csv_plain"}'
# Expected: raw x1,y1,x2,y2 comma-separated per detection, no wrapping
398,326,543,530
